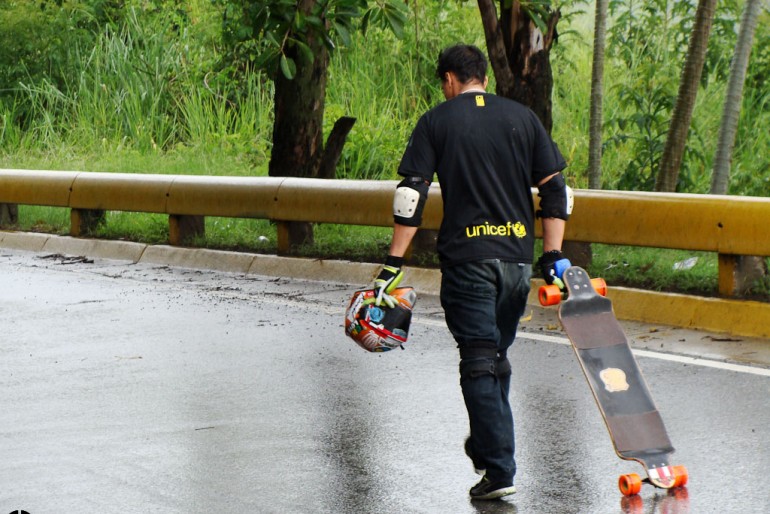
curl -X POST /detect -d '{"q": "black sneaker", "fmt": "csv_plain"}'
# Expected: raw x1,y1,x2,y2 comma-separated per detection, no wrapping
464,437,486,476
469,476,517,500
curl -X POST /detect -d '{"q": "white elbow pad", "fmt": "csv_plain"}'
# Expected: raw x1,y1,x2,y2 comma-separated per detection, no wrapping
394,186,421,219
393,177,429,227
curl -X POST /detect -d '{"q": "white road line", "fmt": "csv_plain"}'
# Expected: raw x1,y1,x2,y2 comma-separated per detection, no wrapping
202,291,770,378
414,317,770,377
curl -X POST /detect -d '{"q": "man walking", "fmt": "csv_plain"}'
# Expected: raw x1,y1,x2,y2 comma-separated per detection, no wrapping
374,44,572,500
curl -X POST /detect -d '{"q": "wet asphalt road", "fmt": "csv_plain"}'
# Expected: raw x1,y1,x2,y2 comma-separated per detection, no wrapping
1,249,769,514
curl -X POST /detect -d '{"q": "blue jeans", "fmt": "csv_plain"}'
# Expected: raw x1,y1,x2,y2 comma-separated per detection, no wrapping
440,259,532,483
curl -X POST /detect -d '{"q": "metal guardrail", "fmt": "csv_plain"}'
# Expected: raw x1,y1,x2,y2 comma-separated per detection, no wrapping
1,168,769,298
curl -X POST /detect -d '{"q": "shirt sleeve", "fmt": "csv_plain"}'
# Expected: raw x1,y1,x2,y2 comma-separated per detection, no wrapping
530,113,567,185
397,114,436,182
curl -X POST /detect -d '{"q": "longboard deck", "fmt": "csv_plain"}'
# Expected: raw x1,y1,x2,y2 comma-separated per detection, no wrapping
558,266,677,488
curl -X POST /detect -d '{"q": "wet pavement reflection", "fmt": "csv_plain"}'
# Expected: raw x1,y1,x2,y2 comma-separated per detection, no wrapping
1,250,768,513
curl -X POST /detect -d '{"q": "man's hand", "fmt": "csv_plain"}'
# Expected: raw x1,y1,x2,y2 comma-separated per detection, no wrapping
537,250,570,287
374,255,405,308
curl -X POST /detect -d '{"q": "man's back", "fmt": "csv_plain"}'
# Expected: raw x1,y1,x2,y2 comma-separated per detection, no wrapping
399,92,565,266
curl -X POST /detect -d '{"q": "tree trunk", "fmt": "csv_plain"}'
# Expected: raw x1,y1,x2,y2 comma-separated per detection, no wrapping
317,116,356,179
655,0,718,192
0,203,18,226
477,0,559,133
268,49,328,179
710,0,766,291
710,0,762,195
477,0,515,98
587,0,609,190
268,0,329,249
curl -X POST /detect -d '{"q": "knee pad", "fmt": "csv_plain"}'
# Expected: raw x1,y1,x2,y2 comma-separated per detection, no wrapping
459,343,500,380
459,356,511,380
496,356,511,378
460,357,497,380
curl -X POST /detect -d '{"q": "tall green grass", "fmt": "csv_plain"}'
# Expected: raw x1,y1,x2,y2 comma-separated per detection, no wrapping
2,2,767,191
0,4,274,175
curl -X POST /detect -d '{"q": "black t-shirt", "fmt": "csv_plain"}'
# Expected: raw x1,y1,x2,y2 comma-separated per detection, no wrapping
398,92,566,266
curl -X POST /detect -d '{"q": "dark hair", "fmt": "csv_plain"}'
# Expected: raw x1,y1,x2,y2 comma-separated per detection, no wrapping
436,44,488,84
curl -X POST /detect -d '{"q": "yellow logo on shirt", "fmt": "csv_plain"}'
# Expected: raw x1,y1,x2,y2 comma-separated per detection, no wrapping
475,95,485,107
466,221,526,238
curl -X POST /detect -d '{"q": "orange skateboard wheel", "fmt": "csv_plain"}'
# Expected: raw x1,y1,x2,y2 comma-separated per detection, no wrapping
672,465,689,487
591,277,608,297
619,473,643,496
539,284,562,306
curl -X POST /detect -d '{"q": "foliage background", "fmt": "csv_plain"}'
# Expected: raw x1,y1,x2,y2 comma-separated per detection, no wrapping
1,0,768,195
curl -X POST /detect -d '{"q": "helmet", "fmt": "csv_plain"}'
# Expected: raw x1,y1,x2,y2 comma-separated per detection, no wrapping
344,287,417,352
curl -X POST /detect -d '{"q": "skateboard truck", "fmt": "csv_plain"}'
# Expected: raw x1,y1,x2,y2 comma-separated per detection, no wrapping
538,259,607,305
539,265,689,496
618,464,689,496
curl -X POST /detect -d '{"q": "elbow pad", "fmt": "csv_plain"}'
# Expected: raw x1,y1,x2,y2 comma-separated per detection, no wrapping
393,176,430,227
537,174,573,220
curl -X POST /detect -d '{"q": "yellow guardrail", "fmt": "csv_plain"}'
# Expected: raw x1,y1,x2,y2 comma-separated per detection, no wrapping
1,168,769,300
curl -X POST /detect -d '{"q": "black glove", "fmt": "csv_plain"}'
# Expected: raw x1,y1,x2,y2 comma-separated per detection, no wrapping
537,250,570,286
374,255,404,307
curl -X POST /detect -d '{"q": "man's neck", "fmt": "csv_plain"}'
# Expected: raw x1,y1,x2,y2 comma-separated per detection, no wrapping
459,82,486,94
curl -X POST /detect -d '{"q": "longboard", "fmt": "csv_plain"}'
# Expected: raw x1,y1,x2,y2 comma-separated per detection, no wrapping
540,266,688,496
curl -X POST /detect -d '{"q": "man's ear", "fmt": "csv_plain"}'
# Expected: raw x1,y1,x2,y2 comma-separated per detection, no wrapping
443,71,460,98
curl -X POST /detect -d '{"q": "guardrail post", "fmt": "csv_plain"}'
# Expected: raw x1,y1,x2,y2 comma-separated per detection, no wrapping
275,220,314,255
276,221,290,255
407,229,437,265
563,241,592,268
718,254,739,297
169,215,205,246
71,209,105,236
718,253,768,297
0,203,18,226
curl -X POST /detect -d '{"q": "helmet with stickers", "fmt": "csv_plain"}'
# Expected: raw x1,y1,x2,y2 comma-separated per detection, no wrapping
344,287,417,352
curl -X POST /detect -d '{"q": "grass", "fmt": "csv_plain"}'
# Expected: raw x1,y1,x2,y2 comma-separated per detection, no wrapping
18,206,70,235
588,246,718,295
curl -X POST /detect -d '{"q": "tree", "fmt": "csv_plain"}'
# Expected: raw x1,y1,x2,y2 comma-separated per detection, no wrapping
476,0,561,133
711,0,767,294
587,0,609,189
217,0,406,247
655,0,718,192
710,0,763,195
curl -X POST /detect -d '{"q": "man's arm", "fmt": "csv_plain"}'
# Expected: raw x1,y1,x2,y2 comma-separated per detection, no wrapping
541,217,565,253
536,172,571,284
537,172,569,252
372,224,419,307
373,182,426,306
388,223,419,258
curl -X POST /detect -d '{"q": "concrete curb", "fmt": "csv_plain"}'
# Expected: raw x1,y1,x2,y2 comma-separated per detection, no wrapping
45,235,147,262
0,231,51,252
141,245,257,273
2,230,769,338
